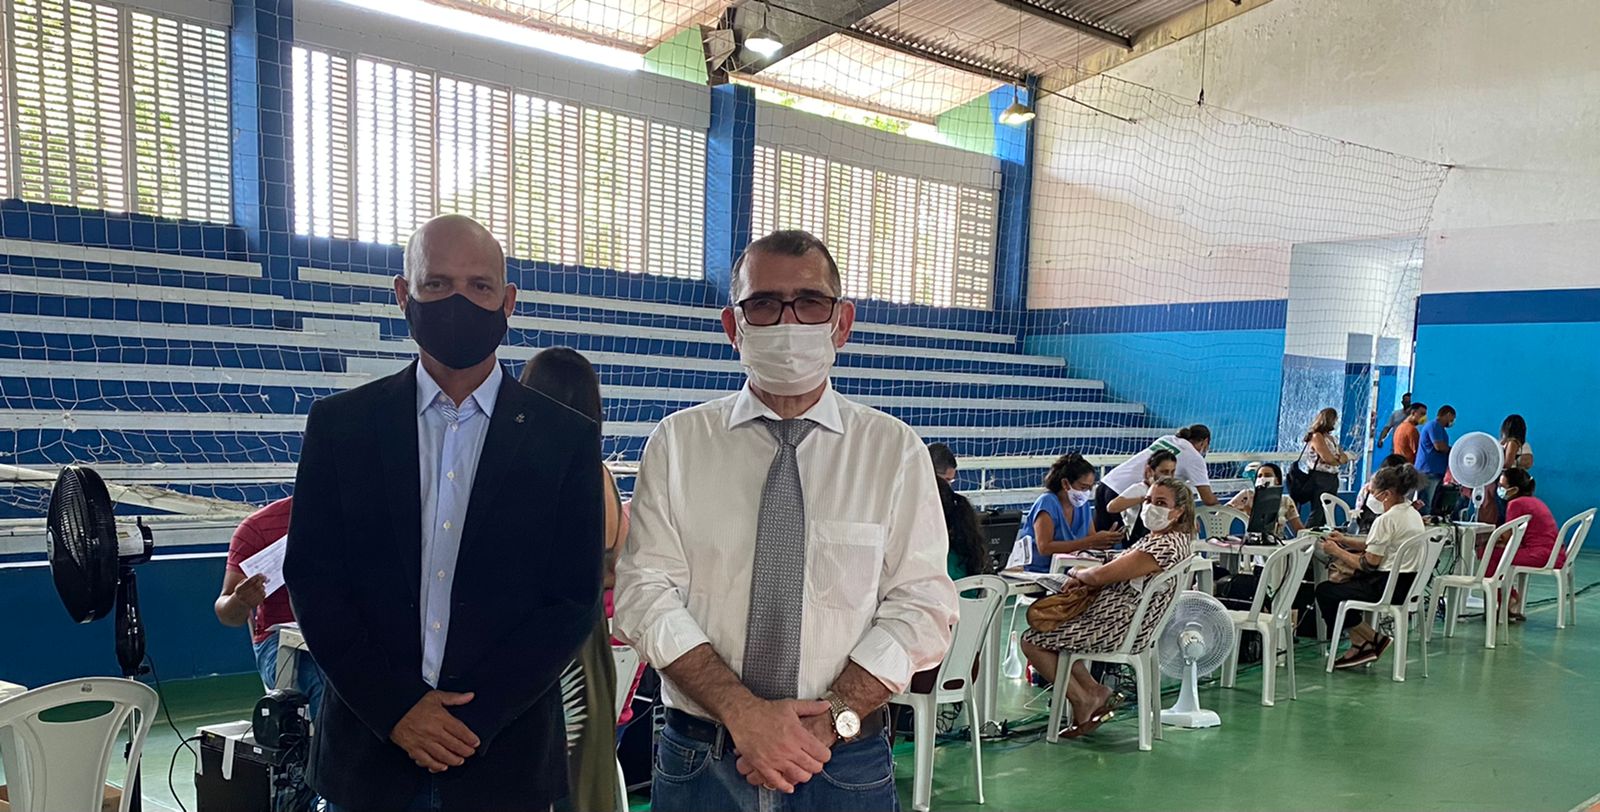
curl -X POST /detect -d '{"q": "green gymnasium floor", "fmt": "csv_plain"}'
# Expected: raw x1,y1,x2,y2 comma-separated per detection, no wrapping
95,567,1600,811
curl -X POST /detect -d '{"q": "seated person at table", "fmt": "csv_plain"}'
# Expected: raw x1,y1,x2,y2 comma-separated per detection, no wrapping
1016,453,1125,573
1226,462,1304,538
1106,449,1177,543
1315,464,1426,669
940,477,993,580
1020,478,1196,737
215,497,326,716
1487,467,1561,621
1355,454,1423,531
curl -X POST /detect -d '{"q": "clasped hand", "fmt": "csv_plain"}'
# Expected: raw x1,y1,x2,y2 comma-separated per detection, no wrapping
390,690,481,773
726,699,834,793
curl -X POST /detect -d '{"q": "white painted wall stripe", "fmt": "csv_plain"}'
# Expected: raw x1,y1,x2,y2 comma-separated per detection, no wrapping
0,238,261,278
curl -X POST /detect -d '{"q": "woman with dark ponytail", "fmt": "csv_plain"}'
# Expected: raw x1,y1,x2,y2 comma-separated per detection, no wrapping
1014,453,1126,573
1489,467,1560,621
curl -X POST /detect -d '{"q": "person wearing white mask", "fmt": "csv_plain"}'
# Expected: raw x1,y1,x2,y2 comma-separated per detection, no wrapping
1226,462,1304,538
1018,453,1127,573
614,230,958,812
1020,477,1195,738
1105,449,1178,543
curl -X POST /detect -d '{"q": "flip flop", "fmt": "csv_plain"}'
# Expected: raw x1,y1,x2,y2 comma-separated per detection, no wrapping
1063,701,1116,738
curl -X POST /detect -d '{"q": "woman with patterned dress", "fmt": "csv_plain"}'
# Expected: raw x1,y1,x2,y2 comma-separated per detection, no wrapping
1020,477,1196,738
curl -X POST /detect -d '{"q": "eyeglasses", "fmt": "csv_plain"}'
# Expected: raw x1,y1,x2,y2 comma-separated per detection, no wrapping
736,295,839,327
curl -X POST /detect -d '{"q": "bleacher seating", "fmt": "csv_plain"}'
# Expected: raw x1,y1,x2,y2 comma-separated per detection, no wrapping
0,244,1182,522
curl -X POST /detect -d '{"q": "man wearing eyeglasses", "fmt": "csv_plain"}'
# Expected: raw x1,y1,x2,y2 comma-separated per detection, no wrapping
615,230,957,812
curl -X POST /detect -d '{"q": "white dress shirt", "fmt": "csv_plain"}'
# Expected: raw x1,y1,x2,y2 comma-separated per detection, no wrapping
614,383,958,719
416,362,501,687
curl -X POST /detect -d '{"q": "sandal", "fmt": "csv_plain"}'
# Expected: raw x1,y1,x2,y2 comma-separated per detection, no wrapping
1509,612,1527,624
1334,642,1378,669
1063,700,1116,738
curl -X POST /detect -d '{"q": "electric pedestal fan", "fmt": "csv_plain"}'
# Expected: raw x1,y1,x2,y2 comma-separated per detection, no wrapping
1157,591,1235,729
45,465,155,812
1448,432,1505,513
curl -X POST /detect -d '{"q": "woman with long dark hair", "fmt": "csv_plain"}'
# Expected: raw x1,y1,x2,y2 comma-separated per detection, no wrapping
1016,453,1126,573
938,478,992,579
1500,414,1534,469
1291,407,1350,524
520,347,620,812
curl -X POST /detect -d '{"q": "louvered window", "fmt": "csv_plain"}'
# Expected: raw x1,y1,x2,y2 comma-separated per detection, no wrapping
292,44,705,279
753,145,997,309
2,0,229,221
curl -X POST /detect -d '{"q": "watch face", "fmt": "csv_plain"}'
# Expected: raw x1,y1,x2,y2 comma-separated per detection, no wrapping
836,709,861,739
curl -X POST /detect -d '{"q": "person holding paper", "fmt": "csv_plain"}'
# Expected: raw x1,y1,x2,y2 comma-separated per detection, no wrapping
216,496,325,717
286,215,603,812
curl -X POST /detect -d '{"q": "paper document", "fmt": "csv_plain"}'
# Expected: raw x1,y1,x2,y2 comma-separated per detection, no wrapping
239,534,288,597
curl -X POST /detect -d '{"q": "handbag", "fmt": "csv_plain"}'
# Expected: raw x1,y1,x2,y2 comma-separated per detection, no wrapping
1286,443,1315,504
1026,580,1101,632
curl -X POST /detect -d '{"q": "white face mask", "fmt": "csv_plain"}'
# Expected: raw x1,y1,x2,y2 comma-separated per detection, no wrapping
736,321,838,396
1256,476,1280,488
1366,494,1388,515
1067,488,1092,508
1141,503,1173,532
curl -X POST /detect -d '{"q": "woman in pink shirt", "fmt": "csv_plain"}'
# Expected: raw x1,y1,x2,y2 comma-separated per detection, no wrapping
1487,468,1562,621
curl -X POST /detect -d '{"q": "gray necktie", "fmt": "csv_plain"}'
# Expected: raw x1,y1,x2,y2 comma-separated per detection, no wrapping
740,417,818,700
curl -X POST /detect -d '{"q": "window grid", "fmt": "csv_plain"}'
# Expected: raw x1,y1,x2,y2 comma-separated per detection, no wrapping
3,0,229,221
754,144,997,309
293,44,705,280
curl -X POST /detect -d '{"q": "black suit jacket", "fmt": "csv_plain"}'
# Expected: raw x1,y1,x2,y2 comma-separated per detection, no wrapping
285,363,603,811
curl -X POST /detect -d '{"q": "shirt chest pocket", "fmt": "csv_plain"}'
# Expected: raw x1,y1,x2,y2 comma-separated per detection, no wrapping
806,520,886,613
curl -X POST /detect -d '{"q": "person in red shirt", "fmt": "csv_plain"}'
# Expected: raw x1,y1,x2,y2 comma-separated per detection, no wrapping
1485,468,1563,621
216,496,325,716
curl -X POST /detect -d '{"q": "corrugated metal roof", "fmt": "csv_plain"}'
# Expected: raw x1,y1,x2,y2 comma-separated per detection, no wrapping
754,33,1003,121
430,0,725,50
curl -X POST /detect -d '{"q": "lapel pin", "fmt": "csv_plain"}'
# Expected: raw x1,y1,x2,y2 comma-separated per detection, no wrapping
515,413,525,423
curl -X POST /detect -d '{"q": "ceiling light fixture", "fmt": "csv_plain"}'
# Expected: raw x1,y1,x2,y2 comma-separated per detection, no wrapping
999,86,1035,126
745,2,783,58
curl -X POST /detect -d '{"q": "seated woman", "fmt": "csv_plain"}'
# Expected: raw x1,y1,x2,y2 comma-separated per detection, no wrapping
1018,453,1126,573
1019,477,1196,737
1314,463,1426,670
939,477,993,580
1354,454,1413,531
1106,449,1177,543
1226,462,1304,538
1487,468,1561,621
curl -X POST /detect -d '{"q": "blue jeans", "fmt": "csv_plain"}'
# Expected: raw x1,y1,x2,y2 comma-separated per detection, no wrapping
252,630,326,720
650,718,899,812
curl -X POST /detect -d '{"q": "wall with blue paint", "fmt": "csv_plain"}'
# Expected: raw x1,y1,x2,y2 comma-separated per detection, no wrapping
1023,300,1287,453
1413,288,1600,524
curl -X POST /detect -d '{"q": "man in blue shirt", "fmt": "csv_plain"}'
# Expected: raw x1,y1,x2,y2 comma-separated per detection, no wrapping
1415,405,1456,514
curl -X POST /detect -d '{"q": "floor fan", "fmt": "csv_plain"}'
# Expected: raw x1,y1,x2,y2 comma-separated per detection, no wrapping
1157,591,1234,729
45,465,155,812
1448,432,1504,513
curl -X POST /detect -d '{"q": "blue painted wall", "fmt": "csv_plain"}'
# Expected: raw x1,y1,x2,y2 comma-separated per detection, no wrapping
0,557,256,687
1413,287,1600,524
1026,326,1286,452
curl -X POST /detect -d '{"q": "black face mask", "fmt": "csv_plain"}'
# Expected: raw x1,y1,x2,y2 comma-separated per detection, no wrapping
405,293,508,370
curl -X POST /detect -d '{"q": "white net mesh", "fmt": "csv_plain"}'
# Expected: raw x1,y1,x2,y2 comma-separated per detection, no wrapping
0,0,1447,529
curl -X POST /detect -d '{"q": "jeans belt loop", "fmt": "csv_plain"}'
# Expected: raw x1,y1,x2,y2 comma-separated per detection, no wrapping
711,723,727,761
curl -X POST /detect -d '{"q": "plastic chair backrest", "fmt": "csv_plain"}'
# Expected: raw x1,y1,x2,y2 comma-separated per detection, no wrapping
1396,531,1449,613
1321,494,1356,531
1242,539,1315,624
0,677,157,812
1477,516,1530,581
933,575,1008,696
1111,557,1193,655
1552,509,1596,569
1196,506,1249,540
609,646,640,718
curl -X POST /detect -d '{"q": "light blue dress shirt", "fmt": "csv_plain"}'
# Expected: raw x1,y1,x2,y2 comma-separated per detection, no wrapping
415,362,502,688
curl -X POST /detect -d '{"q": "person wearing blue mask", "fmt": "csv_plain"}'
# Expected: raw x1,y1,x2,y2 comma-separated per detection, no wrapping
1019,453,1126,573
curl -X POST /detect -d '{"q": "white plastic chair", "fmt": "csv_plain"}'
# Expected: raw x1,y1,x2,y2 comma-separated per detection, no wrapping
1220,539,1315,706
1512,508,1594,629
0,677,157,812
610,645,641,812
1196,506,1249,540
1437,516,1530,649
889,575,1006,812
1323,530,1447,681
1045,558,1193,752
1321,494,1357,532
